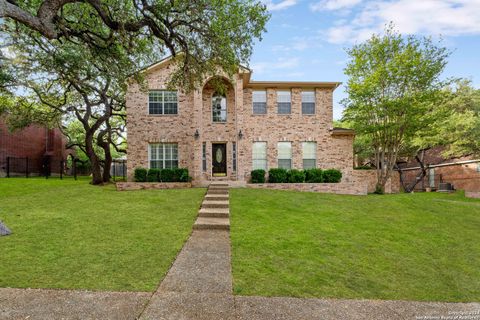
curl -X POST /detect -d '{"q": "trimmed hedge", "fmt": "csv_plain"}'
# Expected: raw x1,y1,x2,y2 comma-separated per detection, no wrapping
134,168,147,182
304,168,323,183
251,169,266,183
134,167,189,182
147,169,160,182
287,169,305,183
268,168,288,183
160,168,190,182
323,169,342,183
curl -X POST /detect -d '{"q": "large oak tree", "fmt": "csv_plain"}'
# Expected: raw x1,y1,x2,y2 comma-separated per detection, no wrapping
1,0,269,184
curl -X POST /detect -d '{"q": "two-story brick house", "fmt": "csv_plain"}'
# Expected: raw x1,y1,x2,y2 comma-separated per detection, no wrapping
126,56,356,185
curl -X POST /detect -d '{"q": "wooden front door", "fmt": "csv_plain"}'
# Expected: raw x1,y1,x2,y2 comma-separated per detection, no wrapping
212,143,227,176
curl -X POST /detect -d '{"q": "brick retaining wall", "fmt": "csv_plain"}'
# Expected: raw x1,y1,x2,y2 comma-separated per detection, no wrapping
116,182,191,191
465,191,480,199
246,182,367,195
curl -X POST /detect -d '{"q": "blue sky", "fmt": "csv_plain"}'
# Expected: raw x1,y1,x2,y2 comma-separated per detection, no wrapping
250,0,480,119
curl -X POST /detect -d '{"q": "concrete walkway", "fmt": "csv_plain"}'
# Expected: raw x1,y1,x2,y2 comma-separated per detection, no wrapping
1,183,479,319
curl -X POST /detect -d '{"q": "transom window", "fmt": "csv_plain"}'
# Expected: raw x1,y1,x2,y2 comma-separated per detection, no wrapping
252,91,267,114
212,93,227,122
301,91,315,114
277,142,292,169
148,90,178,115
302,142,317,169
277,91,291,114
252,142,267,170
149,143,178,169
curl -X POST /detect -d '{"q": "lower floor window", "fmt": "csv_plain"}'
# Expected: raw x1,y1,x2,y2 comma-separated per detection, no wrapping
252,142,267,170
302,142,317,169
277,142,292,169
149,143,178,169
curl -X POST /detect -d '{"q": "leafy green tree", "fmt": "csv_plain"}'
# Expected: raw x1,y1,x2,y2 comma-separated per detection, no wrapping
432,80,480,157
342,25,450,193
2,0,269,184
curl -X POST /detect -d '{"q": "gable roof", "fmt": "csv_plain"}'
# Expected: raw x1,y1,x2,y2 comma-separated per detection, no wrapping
136,55,341,90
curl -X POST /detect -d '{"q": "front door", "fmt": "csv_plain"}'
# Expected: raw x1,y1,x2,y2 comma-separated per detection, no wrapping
212,143,227,177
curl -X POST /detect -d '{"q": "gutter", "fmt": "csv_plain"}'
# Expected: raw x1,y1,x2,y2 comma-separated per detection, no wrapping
398,159,480,171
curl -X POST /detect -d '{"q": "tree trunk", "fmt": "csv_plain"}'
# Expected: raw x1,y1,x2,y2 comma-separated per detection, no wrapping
85,132,103,185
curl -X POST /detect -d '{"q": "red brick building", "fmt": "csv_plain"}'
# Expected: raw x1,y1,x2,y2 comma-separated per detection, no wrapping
398,147,480,192
0,117,69,177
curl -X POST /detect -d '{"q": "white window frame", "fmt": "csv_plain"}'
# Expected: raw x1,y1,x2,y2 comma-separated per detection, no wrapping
301,90,315,115
252,142,267,170
148,90,178,115
212,93,227,123
149,143,178,169
252,90,267,114
302,142,317,169
277,90,291,114
277,142,292,170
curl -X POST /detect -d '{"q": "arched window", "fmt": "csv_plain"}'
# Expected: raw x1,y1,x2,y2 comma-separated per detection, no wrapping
212,93,227,122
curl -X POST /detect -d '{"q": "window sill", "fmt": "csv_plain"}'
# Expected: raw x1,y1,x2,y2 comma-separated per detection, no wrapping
147,114,179,117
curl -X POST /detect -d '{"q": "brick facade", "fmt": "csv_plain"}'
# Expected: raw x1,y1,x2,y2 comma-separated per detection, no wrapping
0,117,68,177
126,58,359,186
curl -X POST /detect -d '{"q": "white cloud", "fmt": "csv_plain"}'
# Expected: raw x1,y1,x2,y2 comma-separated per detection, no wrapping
262,0,298,11
322,0,480,44
310,0,362,11
251,57,300,75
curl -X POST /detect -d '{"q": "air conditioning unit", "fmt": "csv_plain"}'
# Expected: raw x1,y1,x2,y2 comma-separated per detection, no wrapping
437,182,454,192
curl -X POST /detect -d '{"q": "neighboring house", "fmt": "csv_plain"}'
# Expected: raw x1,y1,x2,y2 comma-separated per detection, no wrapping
0,116,69,177
126,56,358,185
398,146,480,191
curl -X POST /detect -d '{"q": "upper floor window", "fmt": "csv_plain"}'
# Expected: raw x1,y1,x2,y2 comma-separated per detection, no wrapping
302,91,315,114
277,142,292,170
149,90,178,115
212,93,227,122
277,91,291,114
149,143,178,169
302,142,317,169
252,91,267,114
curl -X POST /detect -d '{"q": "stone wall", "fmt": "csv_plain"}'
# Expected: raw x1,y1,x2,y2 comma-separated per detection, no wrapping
246,182,367,195
351,170,401,194
116,182,192,191
465,191,480,199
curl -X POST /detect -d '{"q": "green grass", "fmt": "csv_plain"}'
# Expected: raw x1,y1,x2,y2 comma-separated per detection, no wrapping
230,189,480,302
0,178,205,292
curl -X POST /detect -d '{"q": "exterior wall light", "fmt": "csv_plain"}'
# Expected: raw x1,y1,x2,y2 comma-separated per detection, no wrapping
238,130,243,139
194,129,200,139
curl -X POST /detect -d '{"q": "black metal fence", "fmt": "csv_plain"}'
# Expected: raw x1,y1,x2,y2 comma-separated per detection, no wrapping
401,172,444,191
2,156,79,179
2,156,127,181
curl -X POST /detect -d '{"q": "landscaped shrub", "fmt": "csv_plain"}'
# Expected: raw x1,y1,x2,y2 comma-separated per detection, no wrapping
268,168,288,183
147,168,160,182
287,169,305,183
323,169,342,183
250,169,266,183
134,168,147,182
160,168,174,182
160,168,189,182
354,165,373,170
304,168,323,183
173,168,189,182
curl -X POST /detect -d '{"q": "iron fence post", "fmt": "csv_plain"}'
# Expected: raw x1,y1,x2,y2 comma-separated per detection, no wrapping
6,157,10,178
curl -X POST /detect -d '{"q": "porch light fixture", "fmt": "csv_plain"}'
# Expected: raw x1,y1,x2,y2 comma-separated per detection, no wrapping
194,129,200,139
238,130,243,139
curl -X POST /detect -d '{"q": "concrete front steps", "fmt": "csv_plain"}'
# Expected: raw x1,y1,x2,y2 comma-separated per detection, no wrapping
194,183,230,230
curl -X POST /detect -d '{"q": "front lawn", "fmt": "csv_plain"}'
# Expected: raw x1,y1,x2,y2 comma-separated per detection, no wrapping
230,189,480,302
0,178,205,291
